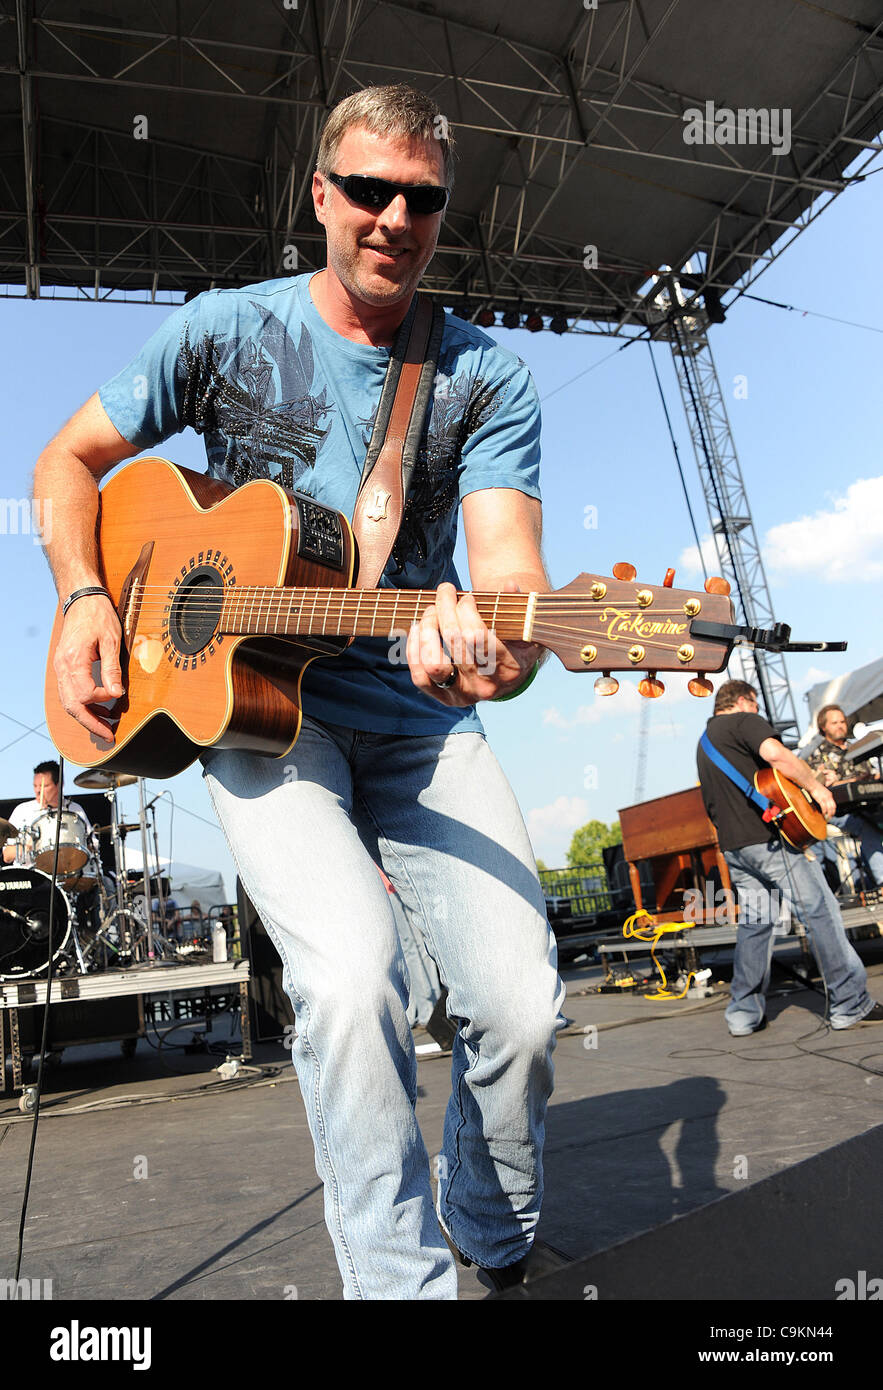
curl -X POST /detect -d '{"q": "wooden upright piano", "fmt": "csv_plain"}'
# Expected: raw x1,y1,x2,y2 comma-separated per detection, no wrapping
618,786,733,924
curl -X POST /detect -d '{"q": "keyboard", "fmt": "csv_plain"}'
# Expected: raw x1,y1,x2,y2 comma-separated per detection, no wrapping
832,781,883,812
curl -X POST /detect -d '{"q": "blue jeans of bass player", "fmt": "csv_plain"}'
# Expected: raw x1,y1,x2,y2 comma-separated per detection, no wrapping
202,716,565,1300
723,839,873,1034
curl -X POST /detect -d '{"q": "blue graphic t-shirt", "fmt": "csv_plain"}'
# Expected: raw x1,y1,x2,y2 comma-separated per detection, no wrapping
98,274,542,734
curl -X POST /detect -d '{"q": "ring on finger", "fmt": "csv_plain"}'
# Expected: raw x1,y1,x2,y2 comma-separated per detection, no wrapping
431,665,459,690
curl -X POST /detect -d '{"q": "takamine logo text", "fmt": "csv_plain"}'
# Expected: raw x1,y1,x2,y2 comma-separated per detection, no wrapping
597,607,688,641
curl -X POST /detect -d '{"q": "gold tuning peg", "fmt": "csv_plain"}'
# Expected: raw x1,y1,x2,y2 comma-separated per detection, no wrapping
612,562,637,581
638,672,665,699
594,673,619,696
688,675,714,697
704,576,730,596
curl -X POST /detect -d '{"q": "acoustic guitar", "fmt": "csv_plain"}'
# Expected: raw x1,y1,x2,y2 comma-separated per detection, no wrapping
754,767,828,849
45,457,738,779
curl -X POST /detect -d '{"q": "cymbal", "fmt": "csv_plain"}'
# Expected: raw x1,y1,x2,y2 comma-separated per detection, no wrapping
74,769,138,790
0,816,16,842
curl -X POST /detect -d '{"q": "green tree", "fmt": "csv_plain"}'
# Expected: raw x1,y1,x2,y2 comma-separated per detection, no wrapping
566,818,622,866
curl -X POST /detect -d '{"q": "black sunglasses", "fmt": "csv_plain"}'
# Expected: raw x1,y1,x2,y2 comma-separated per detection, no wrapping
327,172,448,216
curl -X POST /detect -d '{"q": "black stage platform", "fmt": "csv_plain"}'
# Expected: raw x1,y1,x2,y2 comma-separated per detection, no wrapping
1,941,881,1303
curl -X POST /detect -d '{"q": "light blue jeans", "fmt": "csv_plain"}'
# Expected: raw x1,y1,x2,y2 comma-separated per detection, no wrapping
388,888,442,1027
724,840,873,1034
202,717,564,1299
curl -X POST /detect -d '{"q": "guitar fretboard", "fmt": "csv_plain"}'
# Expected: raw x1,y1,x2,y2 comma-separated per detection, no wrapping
219,587,533,641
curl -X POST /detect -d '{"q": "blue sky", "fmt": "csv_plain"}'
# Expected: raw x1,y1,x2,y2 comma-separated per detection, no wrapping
2,167,881,888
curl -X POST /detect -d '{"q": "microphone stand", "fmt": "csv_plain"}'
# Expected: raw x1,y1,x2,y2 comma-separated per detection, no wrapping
147,800,169,939
137,778,156,962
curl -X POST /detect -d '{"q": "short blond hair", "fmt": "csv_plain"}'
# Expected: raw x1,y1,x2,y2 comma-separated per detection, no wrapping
317,84,455,190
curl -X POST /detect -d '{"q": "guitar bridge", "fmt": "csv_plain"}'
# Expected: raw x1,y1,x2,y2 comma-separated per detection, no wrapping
119,542,155,649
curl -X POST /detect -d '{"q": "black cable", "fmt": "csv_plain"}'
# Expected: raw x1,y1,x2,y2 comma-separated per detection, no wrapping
0,713,54,757
14,755,65,1280
152,791,223,833
646,340,708,580
737,289,883,337
681,1014,883,1078
667,310,744,602
0,1062,291,1122
539,335,638,405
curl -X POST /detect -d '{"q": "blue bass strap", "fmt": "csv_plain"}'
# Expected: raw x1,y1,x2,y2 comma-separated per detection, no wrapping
700,731,775,820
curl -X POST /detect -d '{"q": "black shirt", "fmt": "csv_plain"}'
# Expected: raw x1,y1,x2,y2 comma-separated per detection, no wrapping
696,711,778,851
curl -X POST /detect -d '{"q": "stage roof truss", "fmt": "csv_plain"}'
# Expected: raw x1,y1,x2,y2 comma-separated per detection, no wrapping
0,0,881,331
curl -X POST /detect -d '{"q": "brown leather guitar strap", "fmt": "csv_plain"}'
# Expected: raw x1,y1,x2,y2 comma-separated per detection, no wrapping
351,292,445,587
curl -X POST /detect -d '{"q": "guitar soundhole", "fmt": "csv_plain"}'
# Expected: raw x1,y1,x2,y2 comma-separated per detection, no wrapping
169,566,225,655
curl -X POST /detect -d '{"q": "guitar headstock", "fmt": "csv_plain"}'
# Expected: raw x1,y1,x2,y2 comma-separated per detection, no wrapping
534,564,734,698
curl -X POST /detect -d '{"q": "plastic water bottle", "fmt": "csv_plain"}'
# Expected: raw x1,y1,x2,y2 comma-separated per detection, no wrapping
212,922,227,962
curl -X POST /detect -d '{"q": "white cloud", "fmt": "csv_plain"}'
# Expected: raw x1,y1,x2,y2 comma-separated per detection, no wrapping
678,534,721,577
542,682,642,729
680,478,883,585
528,800,589,850
542,671,716,730
797,665,833,692
764,477,883,582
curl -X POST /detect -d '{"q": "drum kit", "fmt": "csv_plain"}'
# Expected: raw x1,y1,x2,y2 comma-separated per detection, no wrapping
0,771,187,981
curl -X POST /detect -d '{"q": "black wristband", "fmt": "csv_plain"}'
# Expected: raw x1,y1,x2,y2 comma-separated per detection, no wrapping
62,586,111,617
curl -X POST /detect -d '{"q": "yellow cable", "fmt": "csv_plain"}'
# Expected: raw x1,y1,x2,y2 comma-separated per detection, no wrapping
621,910,697,1000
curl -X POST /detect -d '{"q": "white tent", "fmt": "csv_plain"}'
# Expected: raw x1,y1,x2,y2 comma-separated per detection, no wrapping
120,847,228,910
798,654,883,752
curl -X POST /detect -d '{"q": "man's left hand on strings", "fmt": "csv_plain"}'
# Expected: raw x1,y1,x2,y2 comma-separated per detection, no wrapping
407,580,543,706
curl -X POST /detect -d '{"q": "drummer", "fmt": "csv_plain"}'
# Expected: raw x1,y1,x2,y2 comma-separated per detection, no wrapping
2,760,92,866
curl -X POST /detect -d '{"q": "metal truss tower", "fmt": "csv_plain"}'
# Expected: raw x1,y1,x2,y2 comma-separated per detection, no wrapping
654,276,800,742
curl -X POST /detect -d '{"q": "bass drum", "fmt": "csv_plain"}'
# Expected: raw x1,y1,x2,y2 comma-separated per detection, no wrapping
0,867,72,979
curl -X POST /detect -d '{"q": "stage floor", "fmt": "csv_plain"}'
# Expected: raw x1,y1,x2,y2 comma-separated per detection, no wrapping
1,938,881,1302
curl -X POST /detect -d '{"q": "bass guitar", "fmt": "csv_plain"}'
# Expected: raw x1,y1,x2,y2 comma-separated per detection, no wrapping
45,457,739,778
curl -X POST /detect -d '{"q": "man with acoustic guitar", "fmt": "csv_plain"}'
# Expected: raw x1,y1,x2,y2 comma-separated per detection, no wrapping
697,680,882,1037
33,85,567,1299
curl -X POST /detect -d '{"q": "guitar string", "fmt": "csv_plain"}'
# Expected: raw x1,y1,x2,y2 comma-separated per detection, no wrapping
84,583,726,655
105,599,720,645
99,584,721,610
106,610,718,651
101,600,721,622
101,579,725,607
108,592,719,620
98,631,715,663
109,593,718,612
